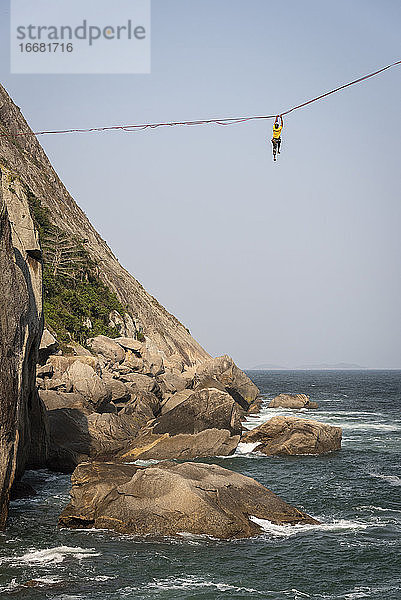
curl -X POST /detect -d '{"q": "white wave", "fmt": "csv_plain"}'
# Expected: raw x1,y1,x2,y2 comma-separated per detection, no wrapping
329,422,399,431
368,473,401,486
249,517,377,537
32,577,63,584
319,411,384,417
128,576,312,598
175,532,219,545
214,448,266,460
355,505,401,513
338,586,372,599
133,459,161,466
328,584,401,599
236,442,260,454
66,527,109,534
146,575,265,594
1,546,100,566
50,596,84,600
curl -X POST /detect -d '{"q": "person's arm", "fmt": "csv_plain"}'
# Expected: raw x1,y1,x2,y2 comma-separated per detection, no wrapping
280,115,283,127
274,115,279,126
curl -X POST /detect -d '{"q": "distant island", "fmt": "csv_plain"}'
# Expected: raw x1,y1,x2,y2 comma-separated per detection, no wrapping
249,362,366,370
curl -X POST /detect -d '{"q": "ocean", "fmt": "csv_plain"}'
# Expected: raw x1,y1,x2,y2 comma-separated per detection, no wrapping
1,370,400,599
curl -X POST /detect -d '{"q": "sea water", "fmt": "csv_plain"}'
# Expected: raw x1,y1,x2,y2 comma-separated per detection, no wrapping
0,370,400,599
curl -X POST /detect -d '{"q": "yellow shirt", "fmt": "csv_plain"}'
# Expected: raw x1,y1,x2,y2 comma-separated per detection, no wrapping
272,125,282,139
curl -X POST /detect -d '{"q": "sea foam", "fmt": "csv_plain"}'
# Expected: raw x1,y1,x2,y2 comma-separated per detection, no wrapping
145,575,266,594
1,546,100,566
368,473,401,486
235,441,261,454
249,516,377,537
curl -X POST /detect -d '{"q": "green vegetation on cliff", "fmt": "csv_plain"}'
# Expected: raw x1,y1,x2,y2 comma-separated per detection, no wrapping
28,192,126,343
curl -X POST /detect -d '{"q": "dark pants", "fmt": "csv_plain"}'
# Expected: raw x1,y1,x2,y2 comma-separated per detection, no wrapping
272,137,281,155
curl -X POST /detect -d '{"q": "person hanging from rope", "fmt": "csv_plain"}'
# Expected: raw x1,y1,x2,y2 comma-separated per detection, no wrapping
272,115,283,161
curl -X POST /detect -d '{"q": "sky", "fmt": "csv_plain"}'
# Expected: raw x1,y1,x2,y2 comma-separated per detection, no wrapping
1,0,400,368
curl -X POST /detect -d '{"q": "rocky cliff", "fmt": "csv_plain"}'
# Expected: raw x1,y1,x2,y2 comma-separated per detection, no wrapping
0,169,48,529
0,83,209,365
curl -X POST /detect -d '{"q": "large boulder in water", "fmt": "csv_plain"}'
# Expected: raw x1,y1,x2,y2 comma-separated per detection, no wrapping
46,409,140,472
195,355,259,411
241,416,342,455
117,387,242,461
59,461,318,538
269,393,318,409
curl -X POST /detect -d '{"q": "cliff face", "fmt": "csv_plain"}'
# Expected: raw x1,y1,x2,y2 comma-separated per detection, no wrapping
0,169,48,529
0,84,210,366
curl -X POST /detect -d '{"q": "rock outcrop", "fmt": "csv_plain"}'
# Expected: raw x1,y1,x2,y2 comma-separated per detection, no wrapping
35,334,260,470
59,461,318,538
46,404,156,473
160,389,193,414
0,82,210,366
39,390,92,413
64,361,111,411
269,393,318,409
195,355,260,411
241,416,342,455
116,387,242,461
0,173,48,528
87,336,125,366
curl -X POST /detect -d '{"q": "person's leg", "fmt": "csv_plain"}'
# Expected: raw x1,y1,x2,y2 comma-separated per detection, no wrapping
277,138,281,154
272,140,276,160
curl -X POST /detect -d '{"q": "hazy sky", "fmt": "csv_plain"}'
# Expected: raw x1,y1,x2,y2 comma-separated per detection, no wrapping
1,0,400,368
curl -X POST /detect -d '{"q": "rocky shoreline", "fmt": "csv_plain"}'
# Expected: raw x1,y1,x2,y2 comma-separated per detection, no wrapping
38,333,260,470
34,329,340,538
